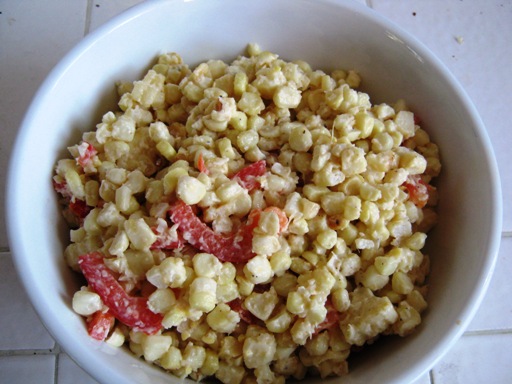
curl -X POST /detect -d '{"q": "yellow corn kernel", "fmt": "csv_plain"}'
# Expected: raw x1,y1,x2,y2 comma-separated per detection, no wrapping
163,167,188,195
288,124,313,152
189,277,217,312
176,175,207,205
156,140,176,161
392,271,414,295
206,303,240,333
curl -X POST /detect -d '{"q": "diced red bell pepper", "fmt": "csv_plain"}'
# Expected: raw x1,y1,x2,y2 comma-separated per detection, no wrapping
76,141,97,170
231,160,266,191
314,299,340,335
78,252,163,335
86,310,115,341
53,179,72,199
69,198,92,220
227,298,258,325
197,153,209,175
150,224,185,250
168,200,260,263
403,175,429,208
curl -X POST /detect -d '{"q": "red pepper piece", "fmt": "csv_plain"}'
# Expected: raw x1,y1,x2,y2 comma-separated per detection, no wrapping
197,153,209,175
314,299,340,335
150,225,185,250
78,252,163,335
53,179,72,199
168,201,260,263
227,298,258,325
403,175,429,208
76,141,97,170
231,160,266,191
87,310,115,341
69,199,92,220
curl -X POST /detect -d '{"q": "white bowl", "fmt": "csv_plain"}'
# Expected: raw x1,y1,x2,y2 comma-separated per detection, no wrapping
6,0,502,383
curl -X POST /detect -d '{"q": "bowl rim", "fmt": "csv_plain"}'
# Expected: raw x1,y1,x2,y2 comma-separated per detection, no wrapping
5,0,503,383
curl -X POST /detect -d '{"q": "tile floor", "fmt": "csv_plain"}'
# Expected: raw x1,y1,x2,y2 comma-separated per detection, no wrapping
0,0,511,383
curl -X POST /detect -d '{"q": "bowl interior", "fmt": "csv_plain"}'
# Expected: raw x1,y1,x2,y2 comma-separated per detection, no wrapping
7,0,501,383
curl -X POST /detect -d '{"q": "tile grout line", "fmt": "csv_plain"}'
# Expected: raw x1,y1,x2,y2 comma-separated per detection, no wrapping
84,0,94,36
463,328,512,337
0,348,59,357
54,344,61,384
429,369,436,384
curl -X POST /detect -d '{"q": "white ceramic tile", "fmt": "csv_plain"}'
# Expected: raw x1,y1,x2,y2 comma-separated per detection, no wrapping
58,353,100,384
432,333,512,383
467,236,512,332
0,0,88,249
0,253,55,350
371,0,512,232
0,354,55,383
88,0,145,33
88,0,369,34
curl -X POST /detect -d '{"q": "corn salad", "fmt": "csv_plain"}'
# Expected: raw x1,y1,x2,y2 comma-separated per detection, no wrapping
54,43,441,382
